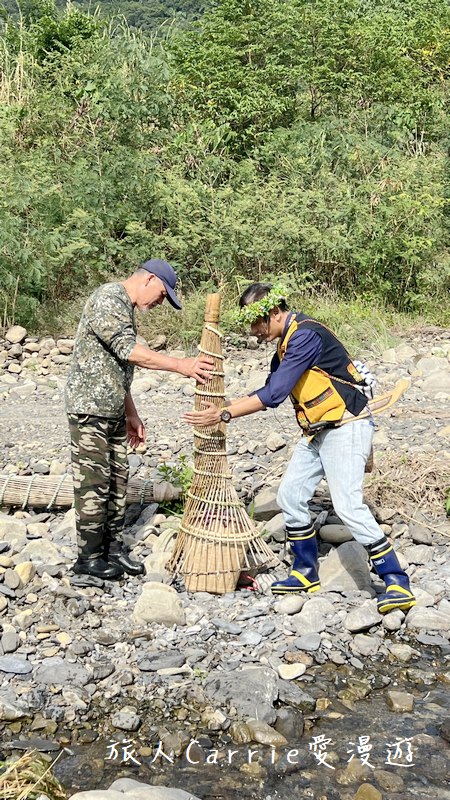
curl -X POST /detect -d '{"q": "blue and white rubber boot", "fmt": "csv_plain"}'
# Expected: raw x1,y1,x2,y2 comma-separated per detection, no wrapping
271,523,321,595
368,536,416,614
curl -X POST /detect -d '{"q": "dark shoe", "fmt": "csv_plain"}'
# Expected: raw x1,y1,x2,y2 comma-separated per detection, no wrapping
73,556,124,580
108,551,144,576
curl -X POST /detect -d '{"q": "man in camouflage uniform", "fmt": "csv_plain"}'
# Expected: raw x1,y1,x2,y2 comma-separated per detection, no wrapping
65,259,213,580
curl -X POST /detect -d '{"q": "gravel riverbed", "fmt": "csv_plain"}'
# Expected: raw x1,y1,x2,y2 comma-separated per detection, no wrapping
0,324,449,800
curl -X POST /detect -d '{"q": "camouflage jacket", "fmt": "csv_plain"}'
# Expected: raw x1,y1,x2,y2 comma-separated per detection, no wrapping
65,283,136,417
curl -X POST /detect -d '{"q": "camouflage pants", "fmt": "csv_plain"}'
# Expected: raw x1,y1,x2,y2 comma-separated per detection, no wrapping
68,414,128,559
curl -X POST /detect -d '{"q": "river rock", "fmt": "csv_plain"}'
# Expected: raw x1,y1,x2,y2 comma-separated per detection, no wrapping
266,432,286,451
416,356,448,375
386,690,414,712
0,689,28,720
278,681,316,712
274,707,304,739
318,524,353,544
262,513,286,542
319,542,373,592
0,655,33,674
354,785,382,800
5,325,27,344
27,522,50,538
402,544,434,565
133,582,185,627
0,516,27,545
382,609,405,631
4,568,20,589
410,524,433,545
204,667,278,724
15,561,36,585
293,633,321,651
291,602,327,634
351,633,381,657
278,663,306,680
406,606,450,631
251,485,281,520
33,656,90,686
10,382,36,400
245,718,288,746
211,618,242,634
111,706,141,731
345,601,382,632
14,539,64,565
137,652,186,672
274,595,306,615
108,779,202,800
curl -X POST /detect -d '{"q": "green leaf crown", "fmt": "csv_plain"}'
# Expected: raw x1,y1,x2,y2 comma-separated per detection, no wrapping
237,283,289,325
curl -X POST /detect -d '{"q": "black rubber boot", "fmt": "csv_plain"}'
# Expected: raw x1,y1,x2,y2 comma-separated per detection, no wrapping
73,556,124,580
108,550,145,576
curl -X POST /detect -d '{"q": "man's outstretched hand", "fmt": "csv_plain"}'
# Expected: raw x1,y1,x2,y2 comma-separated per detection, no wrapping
180,356,214,384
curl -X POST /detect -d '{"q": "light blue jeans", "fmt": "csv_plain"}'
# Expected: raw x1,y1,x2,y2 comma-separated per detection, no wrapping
277,419,383,546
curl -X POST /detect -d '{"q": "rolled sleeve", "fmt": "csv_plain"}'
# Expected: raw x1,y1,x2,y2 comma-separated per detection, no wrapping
254,329,322,408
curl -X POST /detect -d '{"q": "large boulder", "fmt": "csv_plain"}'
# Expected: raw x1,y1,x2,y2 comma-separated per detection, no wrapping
5,326,27,344
319,542,373,592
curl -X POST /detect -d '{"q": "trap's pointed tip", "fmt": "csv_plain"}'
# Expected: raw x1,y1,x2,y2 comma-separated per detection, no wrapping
204,293,222,323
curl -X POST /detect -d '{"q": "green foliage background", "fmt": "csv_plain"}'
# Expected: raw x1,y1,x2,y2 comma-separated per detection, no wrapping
0,0,449,330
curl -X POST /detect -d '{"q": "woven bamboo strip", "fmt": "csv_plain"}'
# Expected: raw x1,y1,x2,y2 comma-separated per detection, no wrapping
0,473,180,509
169,293,279,593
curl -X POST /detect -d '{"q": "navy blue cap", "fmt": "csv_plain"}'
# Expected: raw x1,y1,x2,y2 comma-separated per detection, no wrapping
141,259,182,310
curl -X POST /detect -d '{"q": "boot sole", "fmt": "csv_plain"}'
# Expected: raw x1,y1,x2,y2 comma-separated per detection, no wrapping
73,566,124,580
378,598,416,614
271,585,321,595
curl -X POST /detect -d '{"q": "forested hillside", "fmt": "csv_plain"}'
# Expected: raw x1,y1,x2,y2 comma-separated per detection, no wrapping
1,0,209,31
0,0,449,328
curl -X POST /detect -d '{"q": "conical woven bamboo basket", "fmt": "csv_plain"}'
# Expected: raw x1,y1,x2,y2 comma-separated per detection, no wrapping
169,293,279,594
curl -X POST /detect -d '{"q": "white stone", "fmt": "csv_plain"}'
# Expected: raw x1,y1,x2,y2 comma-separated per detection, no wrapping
5,325,27,344
266,432,286,452
278,663,307,680
133,582,185,627
274,595,306,615
406,606,450,631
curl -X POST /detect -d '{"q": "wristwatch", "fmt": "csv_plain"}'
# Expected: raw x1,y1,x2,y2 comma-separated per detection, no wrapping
220,408,232,423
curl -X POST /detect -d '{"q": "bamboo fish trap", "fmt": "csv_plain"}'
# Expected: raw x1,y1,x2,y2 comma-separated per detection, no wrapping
0,473,180,510
169,293,279,594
